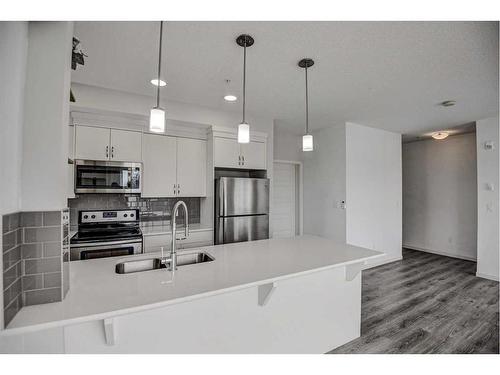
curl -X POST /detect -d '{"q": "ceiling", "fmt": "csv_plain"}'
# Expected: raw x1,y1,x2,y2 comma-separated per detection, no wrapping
72,21,499,135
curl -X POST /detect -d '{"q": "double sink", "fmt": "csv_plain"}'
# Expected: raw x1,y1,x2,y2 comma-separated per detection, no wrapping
116,252,214,274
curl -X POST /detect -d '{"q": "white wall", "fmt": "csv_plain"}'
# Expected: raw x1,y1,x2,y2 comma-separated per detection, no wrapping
273,122,303,162
303,125,346,243
0,22,28,215
476,117,499,281
402,133,478,260
346,122,402,267
21,22,73,211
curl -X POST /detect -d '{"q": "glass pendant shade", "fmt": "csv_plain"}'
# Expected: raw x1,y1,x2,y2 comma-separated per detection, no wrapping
238,123,250,143
302,134,313,151
149,107,165,133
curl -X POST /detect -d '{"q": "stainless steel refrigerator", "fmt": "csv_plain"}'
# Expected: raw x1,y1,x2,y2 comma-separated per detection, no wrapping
215,177,270,245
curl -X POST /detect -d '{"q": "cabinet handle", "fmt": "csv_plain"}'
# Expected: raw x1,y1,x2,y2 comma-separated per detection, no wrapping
242,155,245,165
177,184,180,195
111,146,114,159
173,184,176,195
238,155,241,166
106,146,109,158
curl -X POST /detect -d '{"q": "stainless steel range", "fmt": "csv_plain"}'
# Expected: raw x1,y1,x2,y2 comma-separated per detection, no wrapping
70,209,143,261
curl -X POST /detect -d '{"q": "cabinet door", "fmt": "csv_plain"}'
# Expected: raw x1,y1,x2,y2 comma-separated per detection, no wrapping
142,134,177,197
241,141,266,170
110,129,142,162
74,126,110,161
213,137,240,168
176,138,207,197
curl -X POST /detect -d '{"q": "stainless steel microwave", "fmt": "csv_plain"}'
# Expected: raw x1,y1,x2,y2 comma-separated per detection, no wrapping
75,160,141,194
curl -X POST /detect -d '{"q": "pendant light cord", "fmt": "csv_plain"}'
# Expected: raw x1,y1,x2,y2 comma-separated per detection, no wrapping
305,65,309,135
242,40,247,124
156,21,163,108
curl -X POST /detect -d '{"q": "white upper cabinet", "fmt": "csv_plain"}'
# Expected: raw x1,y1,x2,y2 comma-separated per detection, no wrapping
240,141,266,170
177,138,207,197
74,125,142,162
213,136,267,170
75,125,110,161
214,137,241,168
142,134,177,198
110,129,142,162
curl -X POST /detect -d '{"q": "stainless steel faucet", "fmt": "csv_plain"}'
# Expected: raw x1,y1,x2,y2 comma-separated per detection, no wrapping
168,200,189,271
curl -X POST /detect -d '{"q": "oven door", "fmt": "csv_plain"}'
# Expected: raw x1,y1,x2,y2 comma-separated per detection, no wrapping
70,239,143,261
75,160,141,194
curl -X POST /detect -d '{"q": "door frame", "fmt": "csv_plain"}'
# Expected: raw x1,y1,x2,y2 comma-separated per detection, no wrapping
273,160,304,236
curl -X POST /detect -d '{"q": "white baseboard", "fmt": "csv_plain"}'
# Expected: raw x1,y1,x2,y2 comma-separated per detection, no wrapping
476,272,499,282
403,244,477,262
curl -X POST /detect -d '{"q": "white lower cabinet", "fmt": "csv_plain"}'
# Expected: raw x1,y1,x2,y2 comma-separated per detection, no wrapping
142,134,177,197
143,230,214,253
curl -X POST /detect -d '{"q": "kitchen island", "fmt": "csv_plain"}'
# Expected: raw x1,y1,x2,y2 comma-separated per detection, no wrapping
0,235,382,353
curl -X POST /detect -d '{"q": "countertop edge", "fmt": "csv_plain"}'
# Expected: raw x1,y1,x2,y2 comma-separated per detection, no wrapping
0,251,383,337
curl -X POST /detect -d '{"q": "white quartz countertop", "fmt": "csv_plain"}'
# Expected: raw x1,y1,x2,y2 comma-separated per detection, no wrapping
141,223,213,236
4,235,382,335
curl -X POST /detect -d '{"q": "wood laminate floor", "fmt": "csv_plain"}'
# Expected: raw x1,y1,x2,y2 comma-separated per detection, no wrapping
328,249,499,354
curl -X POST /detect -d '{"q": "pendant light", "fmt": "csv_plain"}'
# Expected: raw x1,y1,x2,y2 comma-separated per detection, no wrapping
150,21,165,133
236,34,254,143
299,58,315,151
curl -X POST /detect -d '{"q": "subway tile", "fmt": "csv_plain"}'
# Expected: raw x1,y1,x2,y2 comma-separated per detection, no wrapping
24,257,61,275
24,287,61,306
3,261,21,289
43,272,62,288
43,242,61,258
16,227,23,244
2,231,16,252
21,243,43,259
3,246,21,271
4,297,21,327
22,274,44,291
9,213,20,231
2,215,8,234
43,211,61,226
21,212,43,227
24,226,60,243
4,278,22,308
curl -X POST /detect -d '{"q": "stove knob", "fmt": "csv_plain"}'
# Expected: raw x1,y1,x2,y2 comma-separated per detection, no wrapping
91,215,96,219
83,215,88,219
124,214,128,218
130,213,134,217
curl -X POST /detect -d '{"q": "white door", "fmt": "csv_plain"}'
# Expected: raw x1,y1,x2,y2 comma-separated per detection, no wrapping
110,129,142,162
272,162,297,238
141,134,177,197
241,141,266,170
176,138,207,197
213,137,240,168
74,125,110,161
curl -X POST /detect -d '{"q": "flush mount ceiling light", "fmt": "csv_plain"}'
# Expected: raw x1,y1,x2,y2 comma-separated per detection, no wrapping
236,34,254,144
440,100,456,107
299,58,315,152
150,78,166,87
149,21,165,133
432,132,449,140
224,79,237,102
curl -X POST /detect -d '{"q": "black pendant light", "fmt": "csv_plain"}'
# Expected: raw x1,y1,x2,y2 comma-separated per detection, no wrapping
299,58,314,151
150,21,165,133
236,34,254,143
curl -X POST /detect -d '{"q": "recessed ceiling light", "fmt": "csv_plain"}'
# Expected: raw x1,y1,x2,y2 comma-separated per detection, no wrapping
151,78,166,87
440,100,456,107
224,95,237,102
432,132,449,140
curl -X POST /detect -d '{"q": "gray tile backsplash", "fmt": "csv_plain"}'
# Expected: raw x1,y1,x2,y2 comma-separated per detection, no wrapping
2,210,68,328
68,194,201,230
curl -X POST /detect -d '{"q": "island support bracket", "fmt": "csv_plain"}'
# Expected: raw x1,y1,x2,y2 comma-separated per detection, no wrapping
345,262,365,282
258,282,276,306
103,318,117,346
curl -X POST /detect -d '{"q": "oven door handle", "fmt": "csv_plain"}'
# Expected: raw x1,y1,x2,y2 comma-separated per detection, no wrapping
70,238,143,248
